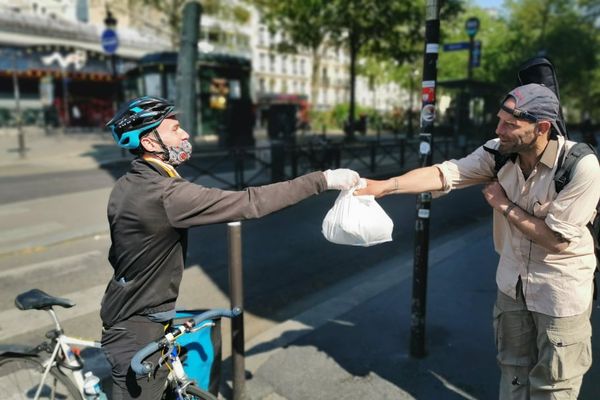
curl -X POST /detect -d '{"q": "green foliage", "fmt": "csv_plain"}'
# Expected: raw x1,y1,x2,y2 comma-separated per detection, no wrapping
438,0,600,120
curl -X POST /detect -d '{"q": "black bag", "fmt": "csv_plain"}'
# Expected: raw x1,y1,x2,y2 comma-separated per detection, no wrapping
517,57,569,138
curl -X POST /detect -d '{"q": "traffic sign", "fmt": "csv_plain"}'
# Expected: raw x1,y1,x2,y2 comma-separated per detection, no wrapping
465,17,480,37
443,42,470,51
101,29,119,54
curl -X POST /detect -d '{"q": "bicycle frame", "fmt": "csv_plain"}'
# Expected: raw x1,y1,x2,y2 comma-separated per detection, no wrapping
33,308,101,400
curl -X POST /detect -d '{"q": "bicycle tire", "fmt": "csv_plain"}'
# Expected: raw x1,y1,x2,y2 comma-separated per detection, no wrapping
0,355,83,399
183,384,218,400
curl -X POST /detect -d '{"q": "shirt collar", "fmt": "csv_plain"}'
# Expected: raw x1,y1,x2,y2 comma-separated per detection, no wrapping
539,138,560,169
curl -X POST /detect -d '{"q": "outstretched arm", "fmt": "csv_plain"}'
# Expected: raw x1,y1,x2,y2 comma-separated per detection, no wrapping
354,166,445,198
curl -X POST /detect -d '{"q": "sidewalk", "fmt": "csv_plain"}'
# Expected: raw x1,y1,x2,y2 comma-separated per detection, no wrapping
238,221,600,400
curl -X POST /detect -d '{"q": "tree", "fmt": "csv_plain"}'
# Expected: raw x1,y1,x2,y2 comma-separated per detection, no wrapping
326,0,462,139
128,0,251,48
493,0,599,119
252,0,333,112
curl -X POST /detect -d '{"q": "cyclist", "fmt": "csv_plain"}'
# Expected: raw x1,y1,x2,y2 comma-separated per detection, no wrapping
100,96,359,399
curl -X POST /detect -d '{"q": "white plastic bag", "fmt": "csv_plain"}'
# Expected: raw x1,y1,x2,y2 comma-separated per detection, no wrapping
322,187,393,247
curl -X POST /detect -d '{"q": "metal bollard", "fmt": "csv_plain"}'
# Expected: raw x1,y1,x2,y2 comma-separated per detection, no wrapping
228,222,245,400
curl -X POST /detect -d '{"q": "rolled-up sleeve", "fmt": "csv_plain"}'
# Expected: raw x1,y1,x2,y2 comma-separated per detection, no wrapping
546,154,600,242
432,141,497,197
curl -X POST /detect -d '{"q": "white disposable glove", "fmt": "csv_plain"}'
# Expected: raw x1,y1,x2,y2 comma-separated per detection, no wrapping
323,169,360,190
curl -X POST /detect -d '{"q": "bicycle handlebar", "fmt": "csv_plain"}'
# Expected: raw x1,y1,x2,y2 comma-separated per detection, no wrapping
130,307,242,376
131,341,161,375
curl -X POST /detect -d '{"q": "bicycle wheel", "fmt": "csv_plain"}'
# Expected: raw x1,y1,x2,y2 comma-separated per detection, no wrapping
183,384,218,400
0,356,82,399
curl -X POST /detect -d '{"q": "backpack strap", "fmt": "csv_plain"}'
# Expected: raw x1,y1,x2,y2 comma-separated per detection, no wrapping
554,142,597,193
482,146,518,177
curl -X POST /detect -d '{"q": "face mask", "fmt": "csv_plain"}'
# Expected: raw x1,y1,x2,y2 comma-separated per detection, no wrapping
166,140,192,166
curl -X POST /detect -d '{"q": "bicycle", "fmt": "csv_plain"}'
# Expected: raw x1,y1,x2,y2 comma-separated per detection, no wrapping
0,288,101,399
131,307,241,400
0,288,241,400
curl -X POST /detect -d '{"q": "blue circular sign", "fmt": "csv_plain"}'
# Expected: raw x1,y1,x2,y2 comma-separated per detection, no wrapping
465,17,480,37
101,29,119,54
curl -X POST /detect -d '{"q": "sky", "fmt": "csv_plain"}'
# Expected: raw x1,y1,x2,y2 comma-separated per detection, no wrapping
473,0,503,8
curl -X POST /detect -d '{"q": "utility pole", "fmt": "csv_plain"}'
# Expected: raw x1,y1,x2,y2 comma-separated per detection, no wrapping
176,1,202,137
10,49,26,158
410,0,440,359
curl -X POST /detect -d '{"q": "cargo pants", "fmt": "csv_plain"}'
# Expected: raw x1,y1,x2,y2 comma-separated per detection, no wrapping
493,285,592,400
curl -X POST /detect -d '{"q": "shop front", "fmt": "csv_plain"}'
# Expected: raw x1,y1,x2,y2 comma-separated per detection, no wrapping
0,45,131,128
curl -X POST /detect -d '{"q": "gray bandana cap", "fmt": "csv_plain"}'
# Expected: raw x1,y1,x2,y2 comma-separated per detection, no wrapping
504,83,560,122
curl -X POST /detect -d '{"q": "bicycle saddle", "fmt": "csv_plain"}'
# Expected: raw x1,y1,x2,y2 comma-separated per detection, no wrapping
15,289,75,310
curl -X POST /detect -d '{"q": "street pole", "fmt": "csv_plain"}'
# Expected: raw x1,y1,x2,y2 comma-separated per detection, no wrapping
468,35,474,80
410,0,440,359
11,49,26,158
176,1,202,137
61,66,69,134
228,222,246,400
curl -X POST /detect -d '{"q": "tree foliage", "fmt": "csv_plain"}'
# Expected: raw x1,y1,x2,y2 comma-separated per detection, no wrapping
437,0,600,120
251,0,333,109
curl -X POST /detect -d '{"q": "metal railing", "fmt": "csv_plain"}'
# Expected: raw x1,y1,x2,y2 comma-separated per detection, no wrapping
185,137,466,189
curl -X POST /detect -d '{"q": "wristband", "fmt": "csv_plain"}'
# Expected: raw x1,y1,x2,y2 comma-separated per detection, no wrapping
503,202,517,217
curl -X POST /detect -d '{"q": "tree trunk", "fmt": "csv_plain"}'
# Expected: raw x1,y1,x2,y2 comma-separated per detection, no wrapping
347,32,358,141
310,47,322,114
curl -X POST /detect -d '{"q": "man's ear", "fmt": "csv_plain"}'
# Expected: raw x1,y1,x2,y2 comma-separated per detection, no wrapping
140,135,158,152
536,121,551,136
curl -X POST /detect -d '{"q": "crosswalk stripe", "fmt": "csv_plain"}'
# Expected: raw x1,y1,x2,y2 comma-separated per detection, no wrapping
0,250,103,279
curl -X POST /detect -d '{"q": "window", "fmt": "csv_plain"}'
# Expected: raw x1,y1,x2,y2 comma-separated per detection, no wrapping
259,53,266,71
144,73,162,98
282,55,287,74
269,54,275,72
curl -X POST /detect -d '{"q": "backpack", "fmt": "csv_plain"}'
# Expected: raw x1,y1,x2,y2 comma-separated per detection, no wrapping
484,142,600,297
517,57,569,139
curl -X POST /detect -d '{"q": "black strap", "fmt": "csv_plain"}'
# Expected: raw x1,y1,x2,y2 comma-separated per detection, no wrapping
554,142,597,193
482,146,517,176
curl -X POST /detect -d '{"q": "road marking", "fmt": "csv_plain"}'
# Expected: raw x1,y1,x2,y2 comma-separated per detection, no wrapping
0,283,106,341
429,370,478,400
0,206,29,217
0,222,63,242
0,250,102,279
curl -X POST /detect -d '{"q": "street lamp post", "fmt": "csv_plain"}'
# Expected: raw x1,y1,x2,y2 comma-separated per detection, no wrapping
103,8,124,155
104,8,119,108
10,49,26,158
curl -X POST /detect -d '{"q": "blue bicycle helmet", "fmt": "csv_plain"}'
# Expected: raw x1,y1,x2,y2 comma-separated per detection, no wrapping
106,96,177,149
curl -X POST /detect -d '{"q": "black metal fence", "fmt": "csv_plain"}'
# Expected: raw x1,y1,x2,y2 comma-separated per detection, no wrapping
184,137,467,190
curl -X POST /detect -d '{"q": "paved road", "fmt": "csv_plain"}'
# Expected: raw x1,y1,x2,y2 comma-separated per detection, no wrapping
0,180,491,343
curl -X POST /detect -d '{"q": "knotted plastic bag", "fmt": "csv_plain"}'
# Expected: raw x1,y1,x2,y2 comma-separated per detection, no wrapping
322,184,393,247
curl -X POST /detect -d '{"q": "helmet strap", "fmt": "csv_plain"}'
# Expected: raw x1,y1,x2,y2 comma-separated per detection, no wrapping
148,129,170,161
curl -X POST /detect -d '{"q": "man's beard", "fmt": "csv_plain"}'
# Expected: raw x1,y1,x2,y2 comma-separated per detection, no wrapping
498,129,537,154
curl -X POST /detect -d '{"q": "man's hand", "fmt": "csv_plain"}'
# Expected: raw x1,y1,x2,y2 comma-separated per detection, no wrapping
354,178,391,198
323,169,360,190
482,181,509,211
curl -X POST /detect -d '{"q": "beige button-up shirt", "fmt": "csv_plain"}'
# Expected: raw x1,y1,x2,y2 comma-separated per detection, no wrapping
435,137,600,317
